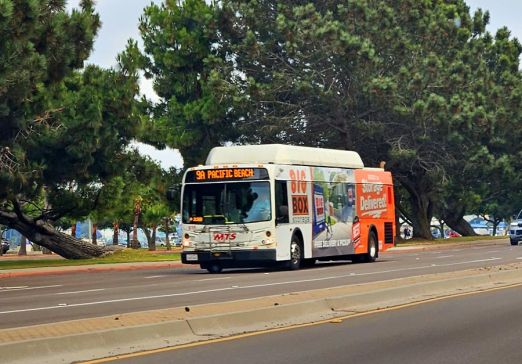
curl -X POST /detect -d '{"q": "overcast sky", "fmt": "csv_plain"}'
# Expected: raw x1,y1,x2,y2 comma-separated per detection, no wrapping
66,0,522,169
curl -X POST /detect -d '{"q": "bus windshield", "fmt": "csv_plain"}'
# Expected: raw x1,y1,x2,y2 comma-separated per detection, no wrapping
182,182,271,225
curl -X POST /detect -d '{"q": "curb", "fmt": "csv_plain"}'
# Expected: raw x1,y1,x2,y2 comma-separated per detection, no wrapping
2,264,522,364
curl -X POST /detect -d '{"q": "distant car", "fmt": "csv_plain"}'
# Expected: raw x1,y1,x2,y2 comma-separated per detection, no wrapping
447,231,461,238
1,240,9,254
510,210,522,246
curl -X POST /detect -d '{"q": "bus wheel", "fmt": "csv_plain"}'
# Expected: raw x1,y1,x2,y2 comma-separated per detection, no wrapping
511,239,518,246
364,232,378,263
287,237,302,270
206,263,223,274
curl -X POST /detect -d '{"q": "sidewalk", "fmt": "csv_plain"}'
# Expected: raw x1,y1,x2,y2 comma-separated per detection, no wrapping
0,260,185,279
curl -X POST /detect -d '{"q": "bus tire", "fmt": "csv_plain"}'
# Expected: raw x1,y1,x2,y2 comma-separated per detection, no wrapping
511,239,518,246
363,231,378,263
287,236,303,270
206,263,223,274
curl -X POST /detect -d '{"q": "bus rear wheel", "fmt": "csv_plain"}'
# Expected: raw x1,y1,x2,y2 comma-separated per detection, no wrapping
363,232,378,263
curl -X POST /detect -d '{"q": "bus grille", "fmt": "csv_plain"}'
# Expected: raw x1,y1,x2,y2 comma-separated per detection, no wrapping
384,222,394,244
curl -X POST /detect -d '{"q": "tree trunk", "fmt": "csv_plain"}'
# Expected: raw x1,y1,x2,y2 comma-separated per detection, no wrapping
113,222,119,245
396,175,434,240
131,215,140,249
143,226,152,250
409,193,433,239
18,235,27,256
164,217,172,251
443,207,477,236
71,223,77,237
149,225,157,251
0,211,109,259
131,198,142,249
92,223,98,245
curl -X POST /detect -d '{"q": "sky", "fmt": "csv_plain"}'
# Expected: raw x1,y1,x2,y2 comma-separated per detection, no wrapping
66,0,522,169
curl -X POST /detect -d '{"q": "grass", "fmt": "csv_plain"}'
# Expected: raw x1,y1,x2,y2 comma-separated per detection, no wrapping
397,234,507,246
0,248,181,270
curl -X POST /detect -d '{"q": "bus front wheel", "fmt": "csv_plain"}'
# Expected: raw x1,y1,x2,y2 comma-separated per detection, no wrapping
287,237,302,270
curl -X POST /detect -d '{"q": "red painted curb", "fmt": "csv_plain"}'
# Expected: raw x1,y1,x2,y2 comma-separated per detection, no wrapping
0,262,186,279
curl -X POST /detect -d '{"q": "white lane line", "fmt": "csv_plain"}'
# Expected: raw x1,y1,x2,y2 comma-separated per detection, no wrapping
0,286,28,290
516,257,522,260
0,257,502,315
197,277,231,282
485,250,499,253
57,289,106,295
144,275,167,279
0,285,62,292
434,255,454,259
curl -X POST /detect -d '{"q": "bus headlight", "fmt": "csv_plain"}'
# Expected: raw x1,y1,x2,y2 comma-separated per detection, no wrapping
262,238,274,245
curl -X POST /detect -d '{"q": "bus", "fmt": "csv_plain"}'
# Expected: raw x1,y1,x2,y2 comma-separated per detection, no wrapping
180,144,395,273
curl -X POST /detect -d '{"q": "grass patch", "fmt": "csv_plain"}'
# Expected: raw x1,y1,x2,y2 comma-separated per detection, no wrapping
0,249,181,270
397,235,507,246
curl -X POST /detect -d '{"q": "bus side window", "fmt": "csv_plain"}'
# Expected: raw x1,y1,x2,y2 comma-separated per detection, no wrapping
275,180,289,224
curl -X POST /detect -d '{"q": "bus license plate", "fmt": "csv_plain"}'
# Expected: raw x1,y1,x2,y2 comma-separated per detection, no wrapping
186,254,198,261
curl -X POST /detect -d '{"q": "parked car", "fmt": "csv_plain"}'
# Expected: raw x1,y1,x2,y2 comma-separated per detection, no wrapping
509,210,522,246
1,239,9,254
447,230,461,238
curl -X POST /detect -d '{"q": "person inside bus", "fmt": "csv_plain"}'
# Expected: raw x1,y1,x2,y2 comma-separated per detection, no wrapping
245,191,271,222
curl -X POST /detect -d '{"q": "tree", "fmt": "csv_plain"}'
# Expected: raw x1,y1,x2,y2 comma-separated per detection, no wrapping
135,0,242,167
0,1,142,258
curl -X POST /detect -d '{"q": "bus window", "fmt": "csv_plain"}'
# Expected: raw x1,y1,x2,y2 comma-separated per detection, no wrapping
275,180,289,224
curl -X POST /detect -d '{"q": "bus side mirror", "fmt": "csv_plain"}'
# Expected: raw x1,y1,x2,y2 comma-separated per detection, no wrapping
166,186,180,202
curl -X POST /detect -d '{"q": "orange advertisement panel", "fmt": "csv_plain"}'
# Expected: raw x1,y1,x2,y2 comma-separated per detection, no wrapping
354,169,394,220
354,169,395,253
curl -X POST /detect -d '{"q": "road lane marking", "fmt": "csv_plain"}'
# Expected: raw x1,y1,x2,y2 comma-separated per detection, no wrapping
434,255,454,259
0,285,62,292
144,275,167,279
57,289,106,295
197,277,231,282
0,257,502,315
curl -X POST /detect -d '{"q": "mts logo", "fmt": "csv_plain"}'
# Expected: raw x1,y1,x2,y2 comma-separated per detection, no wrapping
213,233,237,241
292,195,309,215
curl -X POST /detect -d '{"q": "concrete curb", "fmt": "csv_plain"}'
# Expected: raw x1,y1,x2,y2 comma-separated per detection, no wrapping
2,264,522,364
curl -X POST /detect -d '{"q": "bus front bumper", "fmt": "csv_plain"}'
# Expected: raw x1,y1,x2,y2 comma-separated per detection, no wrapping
181,249,277,267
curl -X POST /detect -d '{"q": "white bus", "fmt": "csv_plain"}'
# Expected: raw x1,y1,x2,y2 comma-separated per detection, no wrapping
180,144,395,273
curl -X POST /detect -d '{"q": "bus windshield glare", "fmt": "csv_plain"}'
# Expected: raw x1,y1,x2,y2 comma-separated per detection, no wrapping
182,182,271,225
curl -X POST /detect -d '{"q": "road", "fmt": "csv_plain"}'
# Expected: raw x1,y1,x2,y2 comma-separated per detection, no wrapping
0,242,519,329
105,284,522,364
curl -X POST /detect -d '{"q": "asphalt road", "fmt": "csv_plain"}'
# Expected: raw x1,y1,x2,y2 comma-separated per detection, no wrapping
1,242,520,329
109,284,522,364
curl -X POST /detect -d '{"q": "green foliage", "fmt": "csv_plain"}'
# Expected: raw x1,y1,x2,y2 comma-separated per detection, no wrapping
0,1,147,258
134,0,521,238
133,0,241,167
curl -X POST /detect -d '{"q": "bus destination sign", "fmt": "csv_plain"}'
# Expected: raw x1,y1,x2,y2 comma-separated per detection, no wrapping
186,168,269,182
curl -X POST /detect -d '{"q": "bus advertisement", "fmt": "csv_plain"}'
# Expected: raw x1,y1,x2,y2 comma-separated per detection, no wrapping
179,144,395,273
